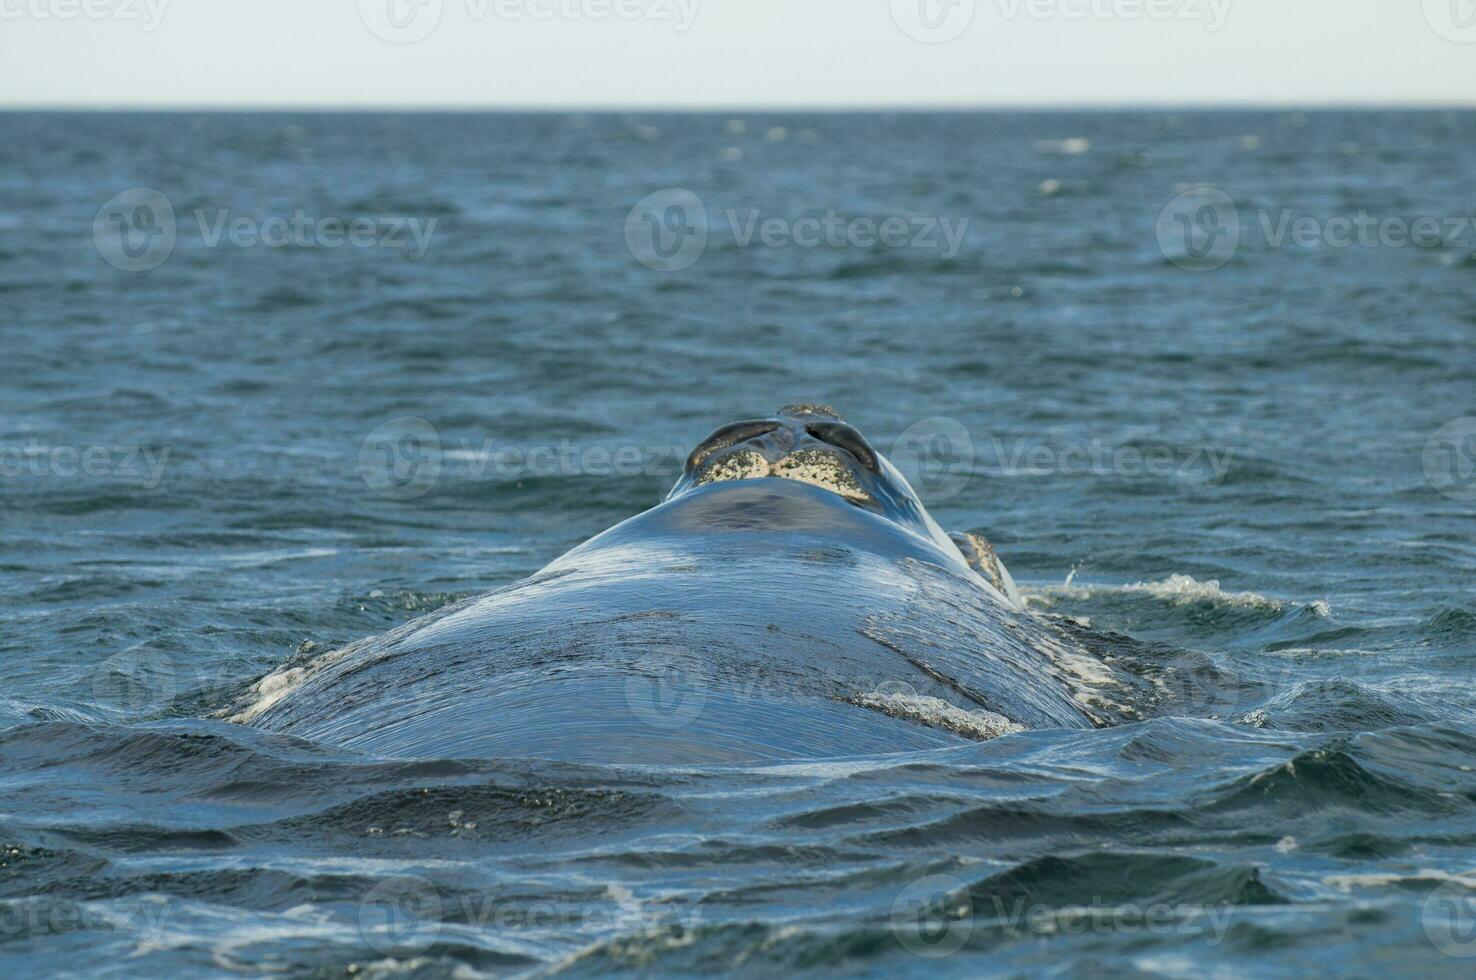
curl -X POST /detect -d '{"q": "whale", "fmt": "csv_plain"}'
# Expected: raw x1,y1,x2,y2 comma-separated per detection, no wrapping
226,406,1130,764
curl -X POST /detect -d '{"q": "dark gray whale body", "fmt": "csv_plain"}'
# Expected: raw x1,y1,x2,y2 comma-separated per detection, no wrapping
232,407,1124,764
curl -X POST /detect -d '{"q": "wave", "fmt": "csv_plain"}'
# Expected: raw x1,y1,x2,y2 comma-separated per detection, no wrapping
968,852,1288,909
2,716,1473,973
344,194,462,218
1422,606,1476,643
244,285,321,312
1243,680,1439,733
1196,746,1469,819
1033,574,1328,617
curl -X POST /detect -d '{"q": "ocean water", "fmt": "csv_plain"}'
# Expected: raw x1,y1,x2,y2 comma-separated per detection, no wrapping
2,110,1475,977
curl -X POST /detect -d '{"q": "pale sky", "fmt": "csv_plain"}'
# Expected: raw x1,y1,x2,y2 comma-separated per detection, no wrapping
2,0,1473,108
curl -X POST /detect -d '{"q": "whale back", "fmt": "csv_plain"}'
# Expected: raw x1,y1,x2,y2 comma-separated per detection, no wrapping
233,482,1104,762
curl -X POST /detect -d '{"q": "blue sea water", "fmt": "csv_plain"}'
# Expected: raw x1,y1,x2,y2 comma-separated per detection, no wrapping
1,110,1475,977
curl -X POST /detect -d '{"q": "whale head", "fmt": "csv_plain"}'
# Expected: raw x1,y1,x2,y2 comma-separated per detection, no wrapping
667,405,956,551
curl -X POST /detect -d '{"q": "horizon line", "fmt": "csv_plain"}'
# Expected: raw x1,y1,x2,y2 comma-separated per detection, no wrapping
4,101,1476,114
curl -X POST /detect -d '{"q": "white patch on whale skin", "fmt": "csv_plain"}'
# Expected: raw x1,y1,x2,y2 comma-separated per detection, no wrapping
226,666,313,724
1024,630,1123,693
851,691,1025,741
770,449,870,503
1000,618,1134,719
225,644,357,725
693,449,770,487
695,447,872,504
